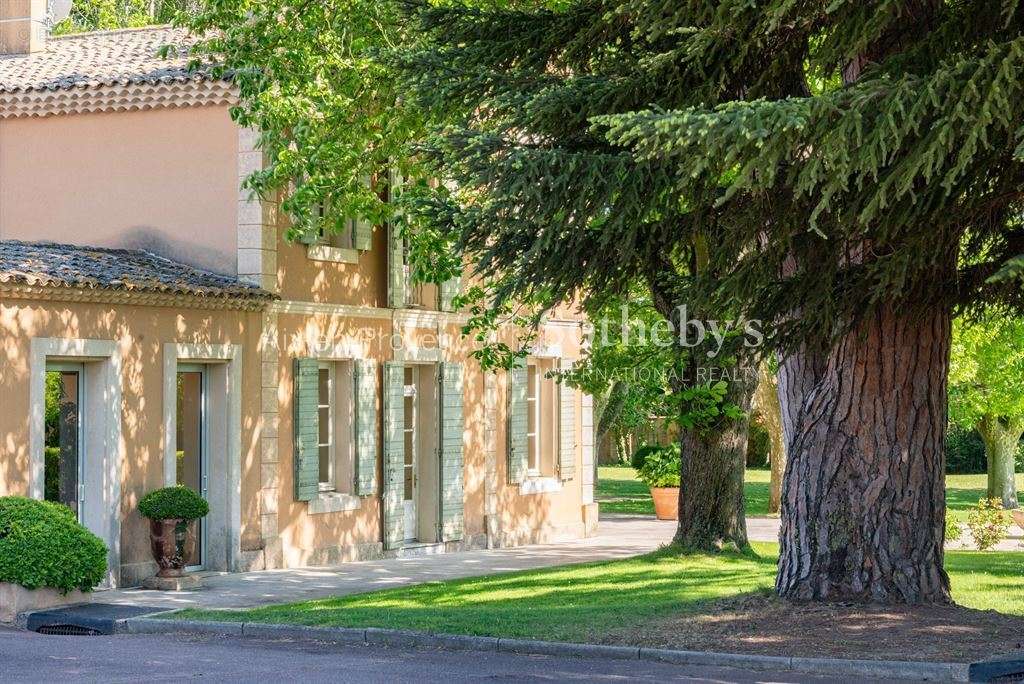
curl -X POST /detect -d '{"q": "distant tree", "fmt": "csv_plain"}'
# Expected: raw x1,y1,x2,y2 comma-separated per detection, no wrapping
752,363,785,515
397,1,761,552
950,315,1024,509
51,0,199,34
558,288,677,461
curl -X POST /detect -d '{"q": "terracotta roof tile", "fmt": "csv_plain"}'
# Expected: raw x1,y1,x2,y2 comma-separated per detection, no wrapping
0,26,221,94
0,240,274,302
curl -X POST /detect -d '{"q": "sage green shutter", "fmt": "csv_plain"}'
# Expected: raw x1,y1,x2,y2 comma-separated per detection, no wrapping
439,363,465,541
353,217,372,251
387,169,406,308
558,358,577,481
293,357,319,502
382,362,405,549
439,276,461,312
354,359,379,496
507,360,528,484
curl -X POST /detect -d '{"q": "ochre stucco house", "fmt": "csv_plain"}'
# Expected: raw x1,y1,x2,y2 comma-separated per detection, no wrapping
0,10,596,588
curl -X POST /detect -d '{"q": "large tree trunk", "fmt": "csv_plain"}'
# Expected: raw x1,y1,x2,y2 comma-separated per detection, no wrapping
977,415,1024,510
777,305,952,604
674,356,757,551
753,363,786,514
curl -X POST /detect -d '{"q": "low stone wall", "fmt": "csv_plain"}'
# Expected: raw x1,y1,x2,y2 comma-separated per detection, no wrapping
0,583,91,623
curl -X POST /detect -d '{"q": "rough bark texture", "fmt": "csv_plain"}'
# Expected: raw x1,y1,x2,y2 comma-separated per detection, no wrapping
753,363,786,514
977,415,1024,510
777,305,952,604
674,357,757,551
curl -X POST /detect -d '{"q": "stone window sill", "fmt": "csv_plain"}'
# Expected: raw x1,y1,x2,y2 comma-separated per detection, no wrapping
519,477,562,495
307,244,359,264
308,491,362,515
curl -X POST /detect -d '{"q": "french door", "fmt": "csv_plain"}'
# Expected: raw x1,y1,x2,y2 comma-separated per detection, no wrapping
176,365,208,570
403,366,418,541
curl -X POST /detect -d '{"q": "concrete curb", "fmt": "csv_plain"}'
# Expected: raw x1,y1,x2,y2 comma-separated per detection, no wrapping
118,617,970,681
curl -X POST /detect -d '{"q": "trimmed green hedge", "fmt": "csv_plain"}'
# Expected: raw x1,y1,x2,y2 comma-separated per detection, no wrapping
0,496,107,593
138,486,209,521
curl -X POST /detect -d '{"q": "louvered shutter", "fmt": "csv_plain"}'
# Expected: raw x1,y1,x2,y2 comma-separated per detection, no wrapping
507,360,528,484
292,357,319,502
387,169,406,308
439,276,461,312
558,358,576,481
354,359,379,496
353,217,373,252
382,362,405,549
439,363,465,541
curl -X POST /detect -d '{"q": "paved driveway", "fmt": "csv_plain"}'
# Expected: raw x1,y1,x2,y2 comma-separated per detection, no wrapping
0,627,875,683
101,515,674,610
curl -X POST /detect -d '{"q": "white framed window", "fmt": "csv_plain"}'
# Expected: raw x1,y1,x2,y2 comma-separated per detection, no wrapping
311,359,358,502
317,362,335,491
314,211,355,250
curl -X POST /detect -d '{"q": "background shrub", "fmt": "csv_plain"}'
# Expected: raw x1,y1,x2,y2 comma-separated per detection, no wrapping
945,424,1024,474
0,496,107,593
745,420,770,468
944,516,962,543
630,444,664,472
138,486,209,521
967,498,1011,551
637,445,682,488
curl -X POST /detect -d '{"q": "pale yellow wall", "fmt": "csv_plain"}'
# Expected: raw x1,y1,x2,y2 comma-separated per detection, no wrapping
275,219,389,306
274,313,390,563
0,105,239,276
0,298,263,580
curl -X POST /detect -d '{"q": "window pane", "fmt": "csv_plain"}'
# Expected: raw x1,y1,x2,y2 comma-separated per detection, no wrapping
404,463,414,500
319,445,331,484
176,370,204,568
44,370,81,520
318,406,330,445
318,368,330,404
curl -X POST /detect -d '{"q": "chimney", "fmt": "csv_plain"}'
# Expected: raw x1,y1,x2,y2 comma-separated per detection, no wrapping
0,0,48,55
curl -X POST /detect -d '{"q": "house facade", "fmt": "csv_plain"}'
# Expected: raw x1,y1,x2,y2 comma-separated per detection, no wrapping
0,14,596,588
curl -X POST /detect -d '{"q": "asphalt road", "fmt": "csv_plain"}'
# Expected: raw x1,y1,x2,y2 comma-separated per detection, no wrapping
0,629,880,683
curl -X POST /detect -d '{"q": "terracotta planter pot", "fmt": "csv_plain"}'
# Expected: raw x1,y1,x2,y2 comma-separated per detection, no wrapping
650,487,680,521
148,518,193,578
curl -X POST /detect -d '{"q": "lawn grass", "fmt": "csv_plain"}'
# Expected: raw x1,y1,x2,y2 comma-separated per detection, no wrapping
946,473,1024,522
597,466,770,516
598,466,1024,522
173,543,1024,643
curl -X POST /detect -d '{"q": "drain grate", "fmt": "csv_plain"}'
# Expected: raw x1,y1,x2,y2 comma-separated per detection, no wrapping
35,623,102,636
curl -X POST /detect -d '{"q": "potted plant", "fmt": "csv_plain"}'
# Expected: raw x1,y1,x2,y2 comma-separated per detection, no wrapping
138,486,208,584
634,445,681,520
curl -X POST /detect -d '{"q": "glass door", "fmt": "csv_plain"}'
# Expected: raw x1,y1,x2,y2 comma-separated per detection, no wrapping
44,364,84,521
402,366,417,542
176,365,208,569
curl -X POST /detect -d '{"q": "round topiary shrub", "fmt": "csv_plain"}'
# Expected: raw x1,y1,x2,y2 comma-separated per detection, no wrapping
0,496,107,593
138,486,209,521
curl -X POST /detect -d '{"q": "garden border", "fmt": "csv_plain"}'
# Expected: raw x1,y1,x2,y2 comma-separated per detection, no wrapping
117,617,970,681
